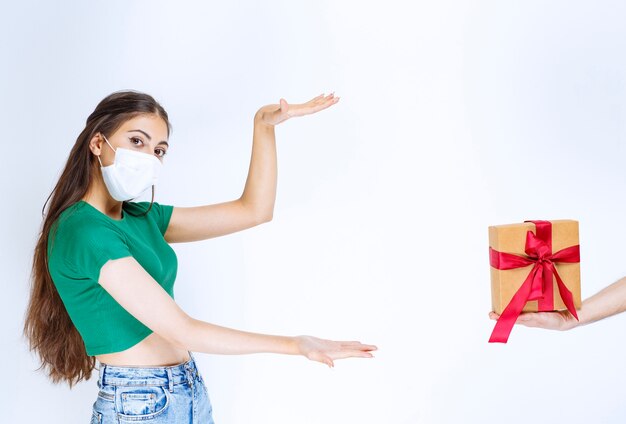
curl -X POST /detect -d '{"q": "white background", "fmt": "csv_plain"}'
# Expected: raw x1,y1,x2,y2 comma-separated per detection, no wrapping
2,0,626,422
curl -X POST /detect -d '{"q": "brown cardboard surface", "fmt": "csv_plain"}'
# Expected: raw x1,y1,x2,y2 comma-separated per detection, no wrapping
489,220,581,315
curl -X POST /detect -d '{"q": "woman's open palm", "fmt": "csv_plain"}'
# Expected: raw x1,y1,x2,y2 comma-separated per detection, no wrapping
259,92,340,126
295,335,377,368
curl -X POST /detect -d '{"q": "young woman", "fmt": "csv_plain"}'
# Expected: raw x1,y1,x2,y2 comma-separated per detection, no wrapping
23,90,377,423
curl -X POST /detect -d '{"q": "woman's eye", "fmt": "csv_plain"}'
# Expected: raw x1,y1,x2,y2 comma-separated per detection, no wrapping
129,136,166,157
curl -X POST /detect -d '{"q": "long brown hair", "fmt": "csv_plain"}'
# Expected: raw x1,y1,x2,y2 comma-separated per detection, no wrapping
23,90,172,388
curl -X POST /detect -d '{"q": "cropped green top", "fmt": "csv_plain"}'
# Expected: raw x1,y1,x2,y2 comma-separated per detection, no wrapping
47,200,177,356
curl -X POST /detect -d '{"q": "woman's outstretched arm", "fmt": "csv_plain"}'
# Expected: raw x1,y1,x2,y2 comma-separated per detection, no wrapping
164,93,339,243
100,255,375,367
180,320,376,368
489,276,626,330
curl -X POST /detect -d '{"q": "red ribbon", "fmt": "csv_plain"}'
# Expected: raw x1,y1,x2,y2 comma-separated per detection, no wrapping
489,220,579,343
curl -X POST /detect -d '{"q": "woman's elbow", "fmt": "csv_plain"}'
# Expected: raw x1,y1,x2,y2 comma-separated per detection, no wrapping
163,316,197,351
256,212,273,225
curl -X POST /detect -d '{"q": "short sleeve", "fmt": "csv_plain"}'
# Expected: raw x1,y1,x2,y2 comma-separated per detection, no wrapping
49,217,133,283
124,201,174,236
152,202,174,235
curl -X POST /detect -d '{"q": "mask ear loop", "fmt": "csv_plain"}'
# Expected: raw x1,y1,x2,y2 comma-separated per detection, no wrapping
97,134,116,167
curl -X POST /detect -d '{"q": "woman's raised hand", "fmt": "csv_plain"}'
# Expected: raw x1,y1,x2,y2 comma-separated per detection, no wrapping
295,335,377,368
489,310,579,331
257,92,340,126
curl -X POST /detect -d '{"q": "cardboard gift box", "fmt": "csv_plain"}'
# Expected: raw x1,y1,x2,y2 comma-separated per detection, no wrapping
488,220,581,342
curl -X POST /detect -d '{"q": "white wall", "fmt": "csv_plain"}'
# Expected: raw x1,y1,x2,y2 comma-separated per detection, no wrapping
2,0,626,422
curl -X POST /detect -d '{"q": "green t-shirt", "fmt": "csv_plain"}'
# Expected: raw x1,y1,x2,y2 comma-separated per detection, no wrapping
47,200,177,356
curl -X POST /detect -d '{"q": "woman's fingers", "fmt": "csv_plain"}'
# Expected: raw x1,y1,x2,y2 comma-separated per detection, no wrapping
339,341,378,350
328,342,377,360
313,348,374,366
326,350,374,361
288,93,340,117
310,92,334,102
297,335,377,367
321,92,339,104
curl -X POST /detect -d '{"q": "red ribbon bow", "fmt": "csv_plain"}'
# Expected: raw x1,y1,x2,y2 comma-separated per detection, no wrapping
489,220,580,343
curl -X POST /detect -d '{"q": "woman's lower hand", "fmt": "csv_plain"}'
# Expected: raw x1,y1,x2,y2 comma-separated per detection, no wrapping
256,92,340,127
489,310,580,331
294,335,377,368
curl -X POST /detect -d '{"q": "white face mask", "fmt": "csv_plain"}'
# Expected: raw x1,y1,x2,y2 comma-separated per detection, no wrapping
97,134,162,201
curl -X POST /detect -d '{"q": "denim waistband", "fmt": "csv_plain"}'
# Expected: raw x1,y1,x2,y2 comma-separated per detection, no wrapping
97,351,199,392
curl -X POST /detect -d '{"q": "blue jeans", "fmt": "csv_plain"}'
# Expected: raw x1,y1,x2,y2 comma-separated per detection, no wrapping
91,351,215,423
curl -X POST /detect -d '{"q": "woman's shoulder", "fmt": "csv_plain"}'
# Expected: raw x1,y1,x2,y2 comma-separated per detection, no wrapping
56,200,104,224
48,202,120,261
51,201,119,241
54,200,91,227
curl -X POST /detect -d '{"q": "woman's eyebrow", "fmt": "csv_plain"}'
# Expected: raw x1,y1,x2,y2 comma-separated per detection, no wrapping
127,129,169,146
